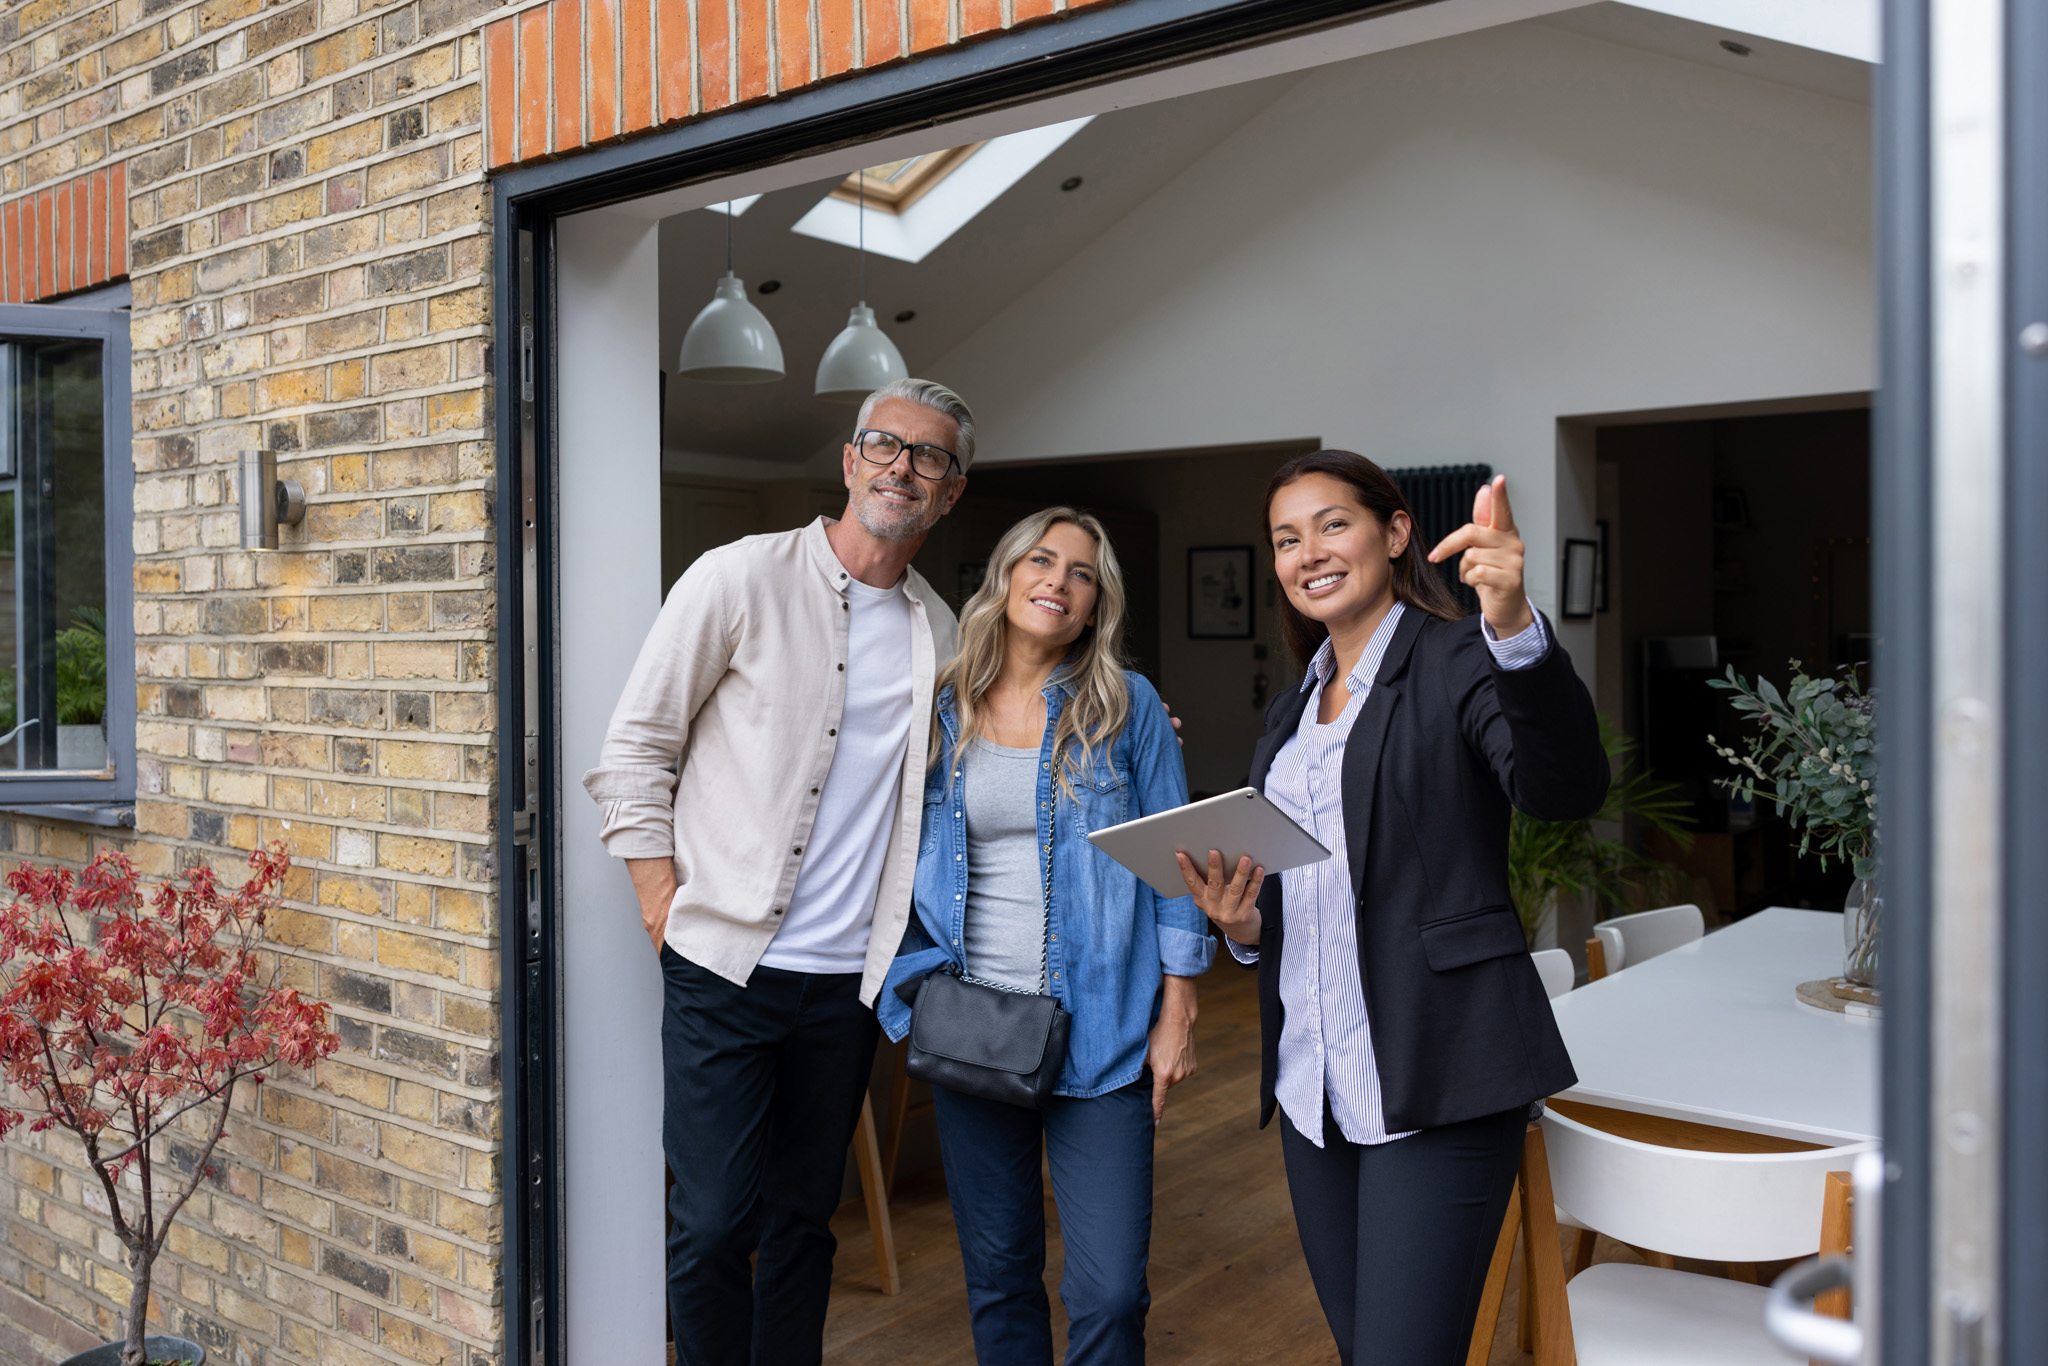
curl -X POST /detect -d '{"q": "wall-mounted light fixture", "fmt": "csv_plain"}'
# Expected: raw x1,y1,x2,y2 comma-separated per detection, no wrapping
239,449,306,550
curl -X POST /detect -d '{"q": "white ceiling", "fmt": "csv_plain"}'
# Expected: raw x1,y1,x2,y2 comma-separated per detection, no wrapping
657,72,1303,471
1537,3,1872,104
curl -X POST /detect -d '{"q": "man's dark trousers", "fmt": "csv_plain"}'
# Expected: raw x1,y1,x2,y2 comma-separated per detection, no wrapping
660,946,879,1366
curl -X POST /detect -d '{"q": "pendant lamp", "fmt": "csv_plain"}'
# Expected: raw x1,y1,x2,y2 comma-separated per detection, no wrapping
678,204,785,384
816,171,908,402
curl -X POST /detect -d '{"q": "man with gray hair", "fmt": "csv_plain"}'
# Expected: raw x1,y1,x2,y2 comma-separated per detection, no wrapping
584,378,973,1366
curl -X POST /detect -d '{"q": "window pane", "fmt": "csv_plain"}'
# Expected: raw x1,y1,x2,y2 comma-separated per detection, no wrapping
3,340,105,773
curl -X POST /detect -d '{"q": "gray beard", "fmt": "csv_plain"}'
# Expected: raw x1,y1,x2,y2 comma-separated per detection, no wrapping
853,484,933,542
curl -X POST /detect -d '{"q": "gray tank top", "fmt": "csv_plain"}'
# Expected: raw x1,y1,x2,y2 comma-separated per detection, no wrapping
961,735,1049,992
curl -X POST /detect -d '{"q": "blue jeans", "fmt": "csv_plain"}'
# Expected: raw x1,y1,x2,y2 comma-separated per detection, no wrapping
933,1082,1155,1366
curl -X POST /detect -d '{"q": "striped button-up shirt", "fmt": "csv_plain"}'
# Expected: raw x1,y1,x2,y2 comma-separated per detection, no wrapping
1230,603,1548,1147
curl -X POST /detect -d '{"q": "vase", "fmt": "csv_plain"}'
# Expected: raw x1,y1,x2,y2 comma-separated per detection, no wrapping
1843,874,1881,989
59,1335,206,1366
57,722,107,770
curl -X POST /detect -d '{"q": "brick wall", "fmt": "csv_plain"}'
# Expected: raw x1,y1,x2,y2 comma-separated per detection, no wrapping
0,0,505,1353
480,0,1115,168
0,0,1109,1354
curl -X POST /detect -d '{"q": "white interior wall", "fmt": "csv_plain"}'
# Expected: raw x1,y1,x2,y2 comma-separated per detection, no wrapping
925,19,1874,677
555,208,666,1363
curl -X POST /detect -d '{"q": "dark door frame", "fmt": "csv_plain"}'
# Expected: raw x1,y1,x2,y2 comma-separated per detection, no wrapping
487,3,1426,1361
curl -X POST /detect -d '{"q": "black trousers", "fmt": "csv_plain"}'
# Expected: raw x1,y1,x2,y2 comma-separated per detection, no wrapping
1279,1103,1525,1366
660,946,880,1366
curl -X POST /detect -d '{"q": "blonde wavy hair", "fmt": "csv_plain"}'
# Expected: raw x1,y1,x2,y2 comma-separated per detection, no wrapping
938,508,1132,800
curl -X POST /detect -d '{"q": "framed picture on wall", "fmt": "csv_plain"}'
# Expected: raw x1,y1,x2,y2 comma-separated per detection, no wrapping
1561,539,1599,619
1595,519,1610,613
1188,546,1255,639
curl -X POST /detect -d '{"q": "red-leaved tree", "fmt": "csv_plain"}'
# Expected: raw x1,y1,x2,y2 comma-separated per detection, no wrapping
0,844,339,1366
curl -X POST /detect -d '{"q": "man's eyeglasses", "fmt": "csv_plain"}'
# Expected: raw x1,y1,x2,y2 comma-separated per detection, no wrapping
853,429,959,482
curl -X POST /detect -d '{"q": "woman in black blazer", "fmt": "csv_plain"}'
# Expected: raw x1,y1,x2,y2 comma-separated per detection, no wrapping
1177,450,1607,1366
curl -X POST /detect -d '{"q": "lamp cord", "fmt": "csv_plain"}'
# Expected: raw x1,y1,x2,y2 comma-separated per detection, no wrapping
857,172,866,305
725,201,733,274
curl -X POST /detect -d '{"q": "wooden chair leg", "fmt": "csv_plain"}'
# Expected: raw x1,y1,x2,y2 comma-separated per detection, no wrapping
1727,1262,1759,1284
1648,1251,1677,1270
1466,1178,1523,1366
880,1040,910,1200
1519,1124,1577,1366
851,1094,900,1295
1571,1229,1597,1277
1518,1244,1535,1351
1585,937,1608,982
1815,1170,1855,1316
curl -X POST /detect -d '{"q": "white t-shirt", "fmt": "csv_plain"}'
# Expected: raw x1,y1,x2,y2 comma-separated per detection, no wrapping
758,575,915,973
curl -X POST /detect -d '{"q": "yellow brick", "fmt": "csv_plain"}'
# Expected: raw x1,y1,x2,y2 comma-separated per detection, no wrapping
375,642,457,680
258,817,331,861
427,287,485,332
318,874,386,917
266,907,334,953
311,781,388,823
332,453,370,491
436,888,489,935
331,357,367,400
256,367,325,409
428,390,482,434
392,1081,435,1122
261,1087,331,1140
378,834,455,878
428,490,488,533
309,595,385,631
336,922,377,961
321,1061,392,1110
378,740,458,781
380,1125,461,1182
208,767,268,806
394,881,432,926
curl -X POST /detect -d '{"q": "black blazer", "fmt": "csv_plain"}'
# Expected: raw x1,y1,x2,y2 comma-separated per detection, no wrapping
1243,608,1608,1134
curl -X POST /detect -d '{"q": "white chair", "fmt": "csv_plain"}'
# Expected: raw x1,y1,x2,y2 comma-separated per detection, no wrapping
1589,903,1703,977
1531,948,1576,1000
1539,1107,1875,1366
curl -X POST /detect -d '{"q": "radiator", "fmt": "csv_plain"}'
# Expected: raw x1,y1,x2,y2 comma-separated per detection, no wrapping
1389,463,1492,616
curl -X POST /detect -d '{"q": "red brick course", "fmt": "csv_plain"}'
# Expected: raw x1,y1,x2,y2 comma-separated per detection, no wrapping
483,0,1106,169
0,161,129,303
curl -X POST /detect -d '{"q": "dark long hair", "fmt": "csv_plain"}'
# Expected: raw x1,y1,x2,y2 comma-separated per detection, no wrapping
1263,449,1465,668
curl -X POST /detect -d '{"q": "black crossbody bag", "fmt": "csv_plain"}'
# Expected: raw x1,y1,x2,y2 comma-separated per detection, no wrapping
894,792,1070,1110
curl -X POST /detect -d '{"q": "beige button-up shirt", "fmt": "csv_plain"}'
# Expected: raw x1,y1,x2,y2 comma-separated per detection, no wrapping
582,518,958,1005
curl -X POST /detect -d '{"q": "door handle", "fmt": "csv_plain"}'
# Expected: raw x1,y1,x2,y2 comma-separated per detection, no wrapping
1767,1257,1861,1364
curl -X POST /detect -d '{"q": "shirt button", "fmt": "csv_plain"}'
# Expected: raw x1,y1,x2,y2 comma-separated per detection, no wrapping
828,728,837,736
793,847,803,855
811,788,819,795
955,893,962,900
772,907,783,915
1052,972,1060,979
838,663,845,671
1050,933,1057,940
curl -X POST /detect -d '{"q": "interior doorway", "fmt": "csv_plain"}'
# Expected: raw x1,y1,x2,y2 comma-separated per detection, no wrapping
1594,403,1871,923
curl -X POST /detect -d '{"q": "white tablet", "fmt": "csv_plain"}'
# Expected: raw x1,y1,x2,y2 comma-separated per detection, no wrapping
1085,787,1332,899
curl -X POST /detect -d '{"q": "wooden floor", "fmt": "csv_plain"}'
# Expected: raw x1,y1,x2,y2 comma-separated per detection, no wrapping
819,965,1656,1365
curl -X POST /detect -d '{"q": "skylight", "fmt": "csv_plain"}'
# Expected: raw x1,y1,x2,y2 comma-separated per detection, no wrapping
789,117,1093,265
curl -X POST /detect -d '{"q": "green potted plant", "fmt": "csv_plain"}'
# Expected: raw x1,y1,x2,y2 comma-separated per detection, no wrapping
1708,662,1878,989
1508,718,1695,946
55,604,109,771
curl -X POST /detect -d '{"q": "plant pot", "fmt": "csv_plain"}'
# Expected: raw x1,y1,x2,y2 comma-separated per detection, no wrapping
1843,874,1881,990
57,722,107,770
58,1336,206,1366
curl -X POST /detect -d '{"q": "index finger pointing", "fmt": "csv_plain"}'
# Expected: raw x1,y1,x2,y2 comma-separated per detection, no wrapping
1488,475,1517,534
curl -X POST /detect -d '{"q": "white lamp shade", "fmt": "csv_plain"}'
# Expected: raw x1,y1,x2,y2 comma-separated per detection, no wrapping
814,304,908,402
677,272,785,383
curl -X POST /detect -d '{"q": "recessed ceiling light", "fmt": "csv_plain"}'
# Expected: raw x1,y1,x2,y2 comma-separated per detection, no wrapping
758,279,782,294
1719,39,1752,56
894,310,916,323
1061,176,1083,192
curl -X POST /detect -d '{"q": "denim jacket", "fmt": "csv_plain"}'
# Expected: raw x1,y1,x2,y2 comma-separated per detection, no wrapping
878,669,1216,1098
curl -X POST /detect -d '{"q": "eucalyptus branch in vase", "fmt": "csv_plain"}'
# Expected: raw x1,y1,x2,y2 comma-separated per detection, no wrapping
1708,662,1881,987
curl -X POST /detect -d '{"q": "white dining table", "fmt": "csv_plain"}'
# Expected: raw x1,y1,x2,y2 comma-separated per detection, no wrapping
1548,906,1879,1147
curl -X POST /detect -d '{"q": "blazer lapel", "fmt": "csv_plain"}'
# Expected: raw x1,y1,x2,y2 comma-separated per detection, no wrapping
1341,610,1428,897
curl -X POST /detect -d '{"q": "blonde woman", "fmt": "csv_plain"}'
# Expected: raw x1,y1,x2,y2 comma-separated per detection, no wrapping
879,508,1213,1366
